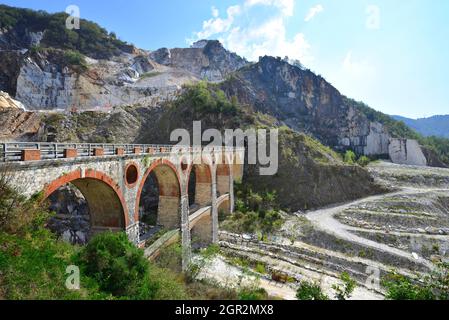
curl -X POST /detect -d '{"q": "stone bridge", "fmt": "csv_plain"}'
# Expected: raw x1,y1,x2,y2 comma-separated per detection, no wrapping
0,142,244,269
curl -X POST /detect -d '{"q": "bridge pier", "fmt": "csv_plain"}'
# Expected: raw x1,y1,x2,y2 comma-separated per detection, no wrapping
180,193,192,271
211,165,219,244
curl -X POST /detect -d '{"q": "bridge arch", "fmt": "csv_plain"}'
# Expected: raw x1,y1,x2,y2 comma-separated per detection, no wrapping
136,159,182,233
44,169,129,241
187,162,213,208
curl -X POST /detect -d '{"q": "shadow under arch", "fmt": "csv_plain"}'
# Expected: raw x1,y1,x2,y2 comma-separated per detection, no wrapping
136,159,182,231
186,162,213,209
44,169,128,240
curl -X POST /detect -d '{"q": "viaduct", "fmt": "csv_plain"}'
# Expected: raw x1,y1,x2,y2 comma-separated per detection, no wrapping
0,142,244,269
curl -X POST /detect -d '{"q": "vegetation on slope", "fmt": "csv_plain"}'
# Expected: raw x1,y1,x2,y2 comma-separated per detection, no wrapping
221,186,284,239
0,4,129,59
382,264,449,300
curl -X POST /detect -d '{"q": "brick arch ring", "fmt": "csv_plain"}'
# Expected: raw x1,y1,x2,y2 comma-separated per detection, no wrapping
44,169,130,228
185,162,213,196
135,159,182,223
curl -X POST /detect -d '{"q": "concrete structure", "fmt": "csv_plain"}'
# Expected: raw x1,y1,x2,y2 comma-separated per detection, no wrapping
0,142,244,269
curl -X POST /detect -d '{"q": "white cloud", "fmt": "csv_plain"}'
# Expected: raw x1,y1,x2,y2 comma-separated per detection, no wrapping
189,1,313,64
245,0,295,16
195,5,241,39
226,17,312,63
304,4,323,22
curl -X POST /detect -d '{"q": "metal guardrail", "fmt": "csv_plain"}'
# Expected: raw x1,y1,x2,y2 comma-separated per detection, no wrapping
0,142,243,163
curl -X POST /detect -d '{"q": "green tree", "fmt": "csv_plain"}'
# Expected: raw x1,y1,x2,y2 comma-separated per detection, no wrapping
76,232,156,298
332,272,357,300
357,156,371,167
296,281,329,300
344,150,357,164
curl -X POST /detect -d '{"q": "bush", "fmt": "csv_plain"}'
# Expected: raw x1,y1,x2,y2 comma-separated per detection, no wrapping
176,82,239,116
332,272,357,300
221,185,283,237
238,287,268,300
76,232,155,298
383,263,448,300
357,156,371,167
344,150,357,164
63,50,87,70
296,281,329,300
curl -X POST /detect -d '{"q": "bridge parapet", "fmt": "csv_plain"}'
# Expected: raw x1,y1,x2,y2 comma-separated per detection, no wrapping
0,142,243,163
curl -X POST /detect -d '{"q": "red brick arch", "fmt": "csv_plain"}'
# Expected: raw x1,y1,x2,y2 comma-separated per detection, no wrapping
135,159,181,223
186,163,212,192
44,169,130,228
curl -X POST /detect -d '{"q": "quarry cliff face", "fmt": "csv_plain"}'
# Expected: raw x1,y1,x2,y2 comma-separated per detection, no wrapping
221,56,391,157
0,40,247,111
150,40,248,82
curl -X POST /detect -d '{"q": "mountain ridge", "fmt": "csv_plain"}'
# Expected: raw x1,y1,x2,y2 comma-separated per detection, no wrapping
392,114,449,139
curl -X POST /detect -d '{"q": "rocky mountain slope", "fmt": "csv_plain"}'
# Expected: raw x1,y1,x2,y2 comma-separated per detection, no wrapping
221,56,391,156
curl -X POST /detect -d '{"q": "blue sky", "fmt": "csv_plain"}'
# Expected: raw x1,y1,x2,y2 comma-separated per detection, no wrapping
2,0,448,118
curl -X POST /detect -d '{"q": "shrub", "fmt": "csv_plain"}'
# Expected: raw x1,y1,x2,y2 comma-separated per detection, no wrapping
357,156,371,167
238,287,268,300
0,171,50,235
255,263,267,274
332,272,357,300
76,232,155,298
296,281,329,300
221,185,284,237
176,82,239,115
63,50,87,70
344,150,357,164
383,263,448,300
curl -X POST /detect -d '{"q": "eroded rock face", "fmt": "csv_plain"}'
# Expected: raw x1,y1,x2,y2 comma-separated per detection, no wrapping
221,56,391,156
150,40,248,82
15,56,78,110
